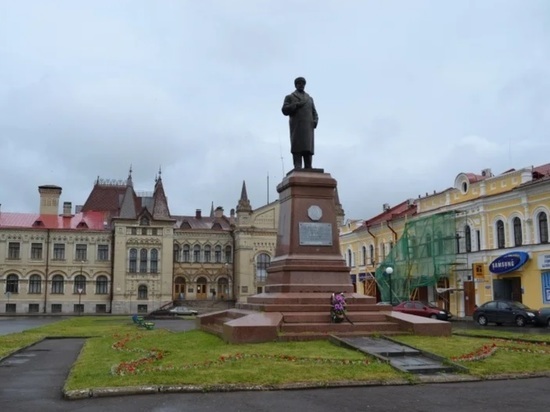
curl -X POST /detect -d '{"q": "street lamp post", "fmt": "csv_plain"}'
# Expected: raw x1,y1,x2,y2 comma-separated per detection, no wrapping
385,267,394,305
77,287,83,315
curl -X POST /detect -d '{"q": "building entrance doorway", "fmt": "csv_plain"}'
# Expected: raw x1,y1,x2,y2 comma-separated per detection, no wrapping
196,277,207,299
493,277,522,302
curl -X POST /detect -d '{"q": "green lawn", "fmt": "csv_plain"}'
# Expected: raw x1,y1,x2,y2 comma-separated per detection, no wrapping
1,317,548,391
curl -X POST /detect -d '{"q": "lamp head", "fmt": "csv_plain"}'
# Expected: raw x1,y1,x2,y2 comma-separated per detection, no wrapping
385,267,393,275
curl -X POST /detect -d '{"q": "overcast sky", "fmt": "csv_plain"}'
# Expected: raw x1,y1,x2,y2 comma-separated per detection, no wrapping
1,0,549,221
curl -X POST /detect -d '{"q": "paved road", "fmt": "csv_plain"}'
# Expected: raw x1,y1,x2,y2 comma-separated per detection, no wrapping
0,316,63,335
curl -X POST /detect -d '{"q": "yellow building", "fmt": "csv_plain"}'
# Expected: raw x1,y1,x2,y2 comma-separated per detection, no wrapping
341,163,550,317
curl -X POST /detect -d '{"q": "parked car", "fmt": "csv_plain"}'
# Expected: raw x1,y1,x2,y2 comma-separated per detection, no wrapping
534,307,550,327
473,300,537,327
169,306,198,316
392,300,452,320
144,309,173,319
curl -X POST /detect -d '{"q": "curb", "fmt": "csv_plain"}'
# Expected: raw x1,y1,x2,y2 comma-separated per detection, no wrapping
63,372,550,400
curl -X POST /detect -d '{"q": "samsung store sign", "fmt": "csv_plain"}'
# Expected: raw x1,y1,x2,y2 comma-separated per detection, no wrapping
489,251,529,274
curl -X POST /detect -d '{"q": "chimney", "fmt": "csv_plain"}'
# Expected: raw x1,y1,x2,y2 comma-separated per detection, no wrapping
195,209,202,219
63,202,72,217
38,185,62,215
214,206,224,218
383,203,390,211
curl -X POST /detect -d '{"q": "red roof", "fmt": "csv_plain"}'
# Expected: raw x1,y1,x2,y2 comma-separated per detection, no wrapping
0,212,106,230
172,215,232,231
533,163,550,178
352,200,417,232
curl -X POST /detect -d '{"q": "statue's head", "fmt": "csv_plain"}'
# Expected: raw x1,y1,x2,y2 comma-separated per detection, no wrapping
294,77,306,91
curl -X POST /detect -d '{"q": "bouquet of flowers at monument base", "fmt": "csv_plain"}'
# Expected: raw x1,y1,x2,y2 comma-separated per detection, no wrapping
330,292,347,323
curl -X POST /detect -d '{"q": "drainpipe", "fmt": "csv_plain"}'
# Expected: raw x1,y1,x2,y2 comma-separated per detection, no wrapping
386,219,398,243
43,229,50,313
366,224,377,266
109,229,115,313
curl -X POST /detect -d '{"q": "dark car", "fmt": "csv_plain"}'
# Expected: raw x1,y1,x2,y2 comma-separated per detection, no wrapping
392,300,452,320
534,307,550,327
473,300,537,327
144,309,173,319
169,306,198,316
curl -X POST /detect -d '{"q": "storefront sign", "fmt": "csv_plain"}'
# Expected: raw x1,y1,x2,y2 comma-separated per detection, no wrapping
537,254,550,270
489,251,529,274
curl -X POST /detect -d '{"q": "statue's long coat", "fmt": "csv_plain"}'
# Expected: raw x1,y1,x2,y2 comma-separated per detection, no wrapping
282,91,319,154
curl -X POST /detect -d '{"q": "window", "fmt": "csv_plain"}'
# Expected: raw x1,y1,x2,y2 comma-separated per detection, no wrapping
150,249,158,273
75,244,87,261
513,217,522,247
95,276,108,294
183,245,190,262
74,275,86,294
204,245,211,262
29,275,42,294
8,242,20,259
53,243,65,260
138,285,148,300
139,249,148,273
173,244,180,262
465,226,472,253
137,304,148,313
152,228,158,236
6,304,16,313
215,245,222,263
97,244,109,261
140,217,150,226
426,234,432,257
225,246,232,263
129,249,137,273
28,304,39,313
369,244,375,265
476,230,481,251
141,227,147,235
496,220,505,249
73,304,84,314
51,304,62,313
256,253,271,282
31,243,43,260
95,304,107,313
542,272,550,304
361,246,366,266
347,249,353,267
131,227,137,235
538,212,548,244
6,274,19,293
193,245,201,263
51,275,64,294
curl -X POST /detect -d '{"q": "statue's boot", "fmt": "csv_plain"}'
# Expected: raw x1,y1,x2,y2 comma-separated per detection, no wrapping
293,154,302,170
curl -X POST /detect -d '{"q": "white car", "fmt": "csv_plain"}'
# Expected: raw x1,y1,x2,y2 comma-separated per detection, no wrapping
169,306,198,316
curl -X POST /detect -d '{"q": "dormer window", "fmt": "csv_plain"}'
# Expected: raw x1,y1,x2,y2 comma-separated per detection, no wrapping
454,173,470,194
140,217,150,226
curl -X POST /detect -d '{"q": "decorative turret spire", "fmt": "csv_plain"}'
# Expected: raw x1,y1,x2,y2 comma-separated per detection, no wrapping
152,169,171,219
236,180,252,213
127,165,133,187
210,201,215,217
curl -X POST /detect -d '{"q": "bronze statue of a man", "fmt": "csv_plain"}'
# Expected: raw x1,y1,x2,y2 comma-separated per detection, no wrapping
282,77,319,170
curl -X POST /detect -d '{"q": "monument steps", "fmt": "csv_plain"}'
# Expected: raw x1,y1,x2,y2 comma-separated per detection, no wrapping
238,303,389,312
282,311,388,323
278,330,408,342
280,321,401,334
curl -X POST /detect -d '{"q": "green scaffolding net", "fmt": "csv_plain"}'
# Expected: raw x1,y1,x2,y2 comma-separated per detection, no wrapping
375,212,458,304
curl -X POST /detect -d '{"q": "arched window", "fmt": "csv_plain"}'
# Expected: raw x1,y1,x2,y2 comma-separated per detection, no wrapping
465,225,472,253
95,276,108,294
215,245,222,263
129,249,137,273
182,244,190,262
369,244,375,265
138,284,148,300
496,220,505,249
150,249,158,273
193,245,201,263
256,253,271,282
361,246,367,266
6,274,19,293
347,249,353,266
29,274,42,294
225,246,232,263
139,249,148,272
204,245,211,262
74,275,86,294
173,244,180,263
513,217,522,247
51,275,64,294
538,212,549,243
